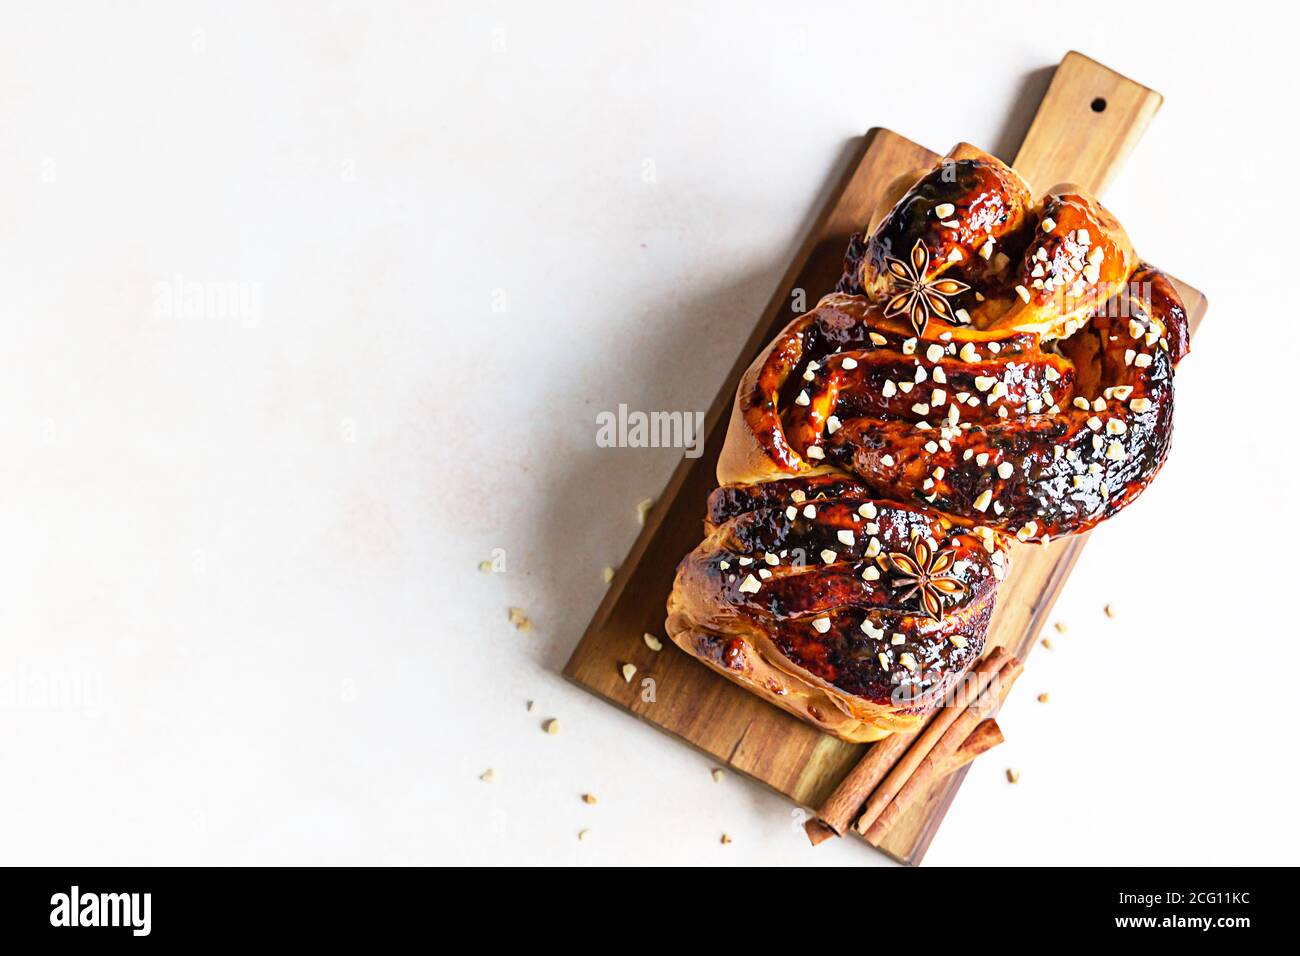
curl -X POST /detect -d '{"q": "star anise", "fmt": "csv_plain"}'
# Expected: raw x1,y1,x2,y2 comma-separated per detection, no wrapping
883,239,970,337
886,536,967,622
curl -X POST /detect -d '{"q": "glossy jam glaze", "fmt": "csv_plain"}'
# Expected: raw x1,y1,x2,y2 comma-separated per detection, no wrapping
674,495,1001,712
733,157,1189,541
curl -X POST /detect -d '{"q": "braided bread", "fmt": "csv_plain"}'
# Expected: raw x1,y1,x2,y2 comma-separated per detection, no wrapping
666,145,1189,742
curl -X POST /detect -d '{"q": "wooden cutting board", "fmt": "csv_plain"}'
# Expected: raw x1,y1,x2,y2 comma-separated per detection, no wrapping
564,51,1207,865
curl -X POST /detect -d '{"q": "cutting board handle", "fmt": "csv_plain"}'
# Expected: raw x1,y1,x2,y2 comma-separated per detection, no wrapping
1013,51,1162,196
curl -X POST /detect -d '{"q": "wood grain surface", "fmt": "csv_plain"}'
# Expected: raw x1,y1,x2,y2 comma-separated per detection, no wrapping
564,51,1207,865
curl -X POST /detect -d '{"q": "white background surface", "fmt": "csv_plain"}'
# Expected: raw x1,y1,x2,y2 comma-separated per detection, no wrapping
2,0,1297,866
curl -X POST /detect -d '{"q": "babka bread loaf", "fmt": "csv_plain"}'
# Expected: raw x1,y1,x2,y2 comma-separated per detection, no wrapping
667,145,1189,741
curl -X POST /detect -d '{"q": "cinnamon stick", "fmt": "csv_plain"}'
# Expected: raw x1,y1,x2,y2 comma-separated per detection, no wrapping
851,647,1014,836
863,656,1023,843
804,725,918,845
805,645,1009,844
942,717,1004,773
808,720,1003,845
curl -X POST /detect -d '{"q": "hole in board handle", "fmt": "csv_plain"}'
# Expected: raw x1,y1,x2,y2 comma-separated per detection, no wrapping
1090,97,1107,113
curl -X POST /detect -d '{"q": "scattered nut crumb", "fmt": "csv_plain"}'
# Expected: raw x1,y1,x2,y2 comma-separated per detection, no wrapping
577,828,591,842
582,793,598,805
1037,693,1050,703
507,607,533,632
526,700,535,712
711,768,725,783
479,768,496,783
720,833,732,845
478,560,493,573
1040,637,1053,650
636,498,654,526
643,632,663,652
1052,621,1067,634
620,663,637,683
1006,768,1020,784
602,566,615,583
543,718,561,736
1104,603,1117,618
